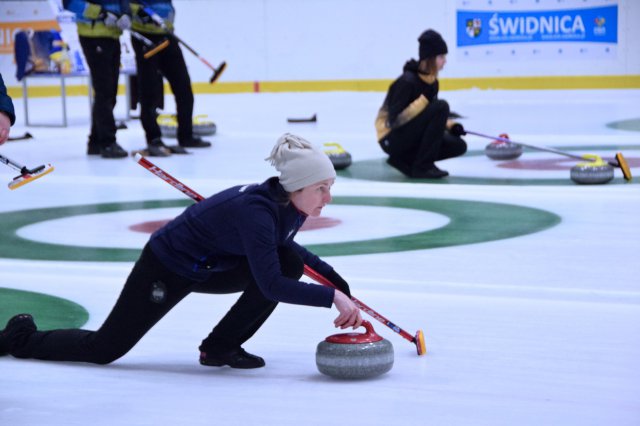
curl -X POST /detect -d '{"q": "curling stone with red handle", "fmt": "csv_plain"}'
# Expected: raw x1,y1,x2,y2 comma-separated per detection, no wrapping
316,320,394,379
485,133,523,160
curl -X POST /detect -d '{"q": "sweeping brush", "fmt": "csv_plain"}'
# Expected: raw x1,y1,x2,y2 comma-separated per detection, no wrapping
0,153,54,190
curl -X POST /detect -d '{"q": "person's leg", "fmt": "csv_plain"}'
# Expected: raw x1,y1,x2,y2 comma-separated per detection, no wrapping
79,36,125,158
156,39,210,148
3,245,192,364
437,132,468,161
381,129,421,177
196,247,304,367
411,99,450,177
131,35,164,145
156,41,192,141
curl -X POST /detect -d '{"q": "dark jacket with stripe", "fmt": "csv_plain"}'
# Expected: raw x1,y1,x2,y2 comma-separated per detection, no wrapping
149,177,336,308
375,59,439,141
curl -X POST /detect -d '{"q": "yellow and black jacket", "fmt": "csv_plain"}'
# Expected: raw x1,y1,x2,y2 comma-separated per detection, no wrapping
375,59,439,142
63,0,127,38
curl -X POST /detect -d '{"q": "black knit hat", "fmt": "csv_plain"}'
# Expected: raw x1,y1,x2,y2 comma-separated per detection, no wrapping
418,29,448,60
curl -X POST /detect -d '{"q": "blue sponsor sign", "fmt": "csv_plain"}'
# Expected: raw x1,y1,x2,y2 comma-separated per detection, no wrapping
457,5,617,46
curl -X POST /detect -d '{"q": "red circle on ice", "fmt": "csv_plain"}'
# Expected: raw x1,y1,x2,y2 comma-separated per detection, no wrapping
129,216,342,234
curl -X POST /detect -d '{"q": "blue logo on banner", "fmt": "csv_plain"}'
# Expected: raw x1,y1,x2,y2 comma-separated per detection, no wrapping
457,5,617,46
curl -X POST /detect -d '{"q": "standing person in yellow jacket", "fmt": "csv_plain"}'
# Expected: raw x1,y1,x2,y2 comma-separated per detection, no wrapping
63,0,131,158
375,29,467,179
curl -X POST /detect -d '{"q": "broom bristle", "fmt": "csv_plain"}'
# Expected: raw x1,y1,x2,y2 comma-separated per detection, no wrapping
615,153,632,181
8,164,54,190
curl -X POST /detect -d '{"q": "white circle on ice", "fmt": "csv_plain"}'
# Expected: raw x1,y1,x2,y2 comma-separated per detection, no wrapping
16,205,450,249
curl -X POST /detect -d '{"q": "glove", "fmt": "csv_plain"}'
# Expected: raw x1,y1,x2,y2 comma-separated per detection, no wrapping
324,269,352,298
449,122,466,137
115,14,132,30
135,7,156,25
100,11,132,30
135,6,166,28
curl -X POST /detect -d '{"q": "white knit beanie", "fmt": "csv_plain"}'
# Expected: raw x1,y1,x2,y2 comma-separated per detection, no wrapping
265,133,336,192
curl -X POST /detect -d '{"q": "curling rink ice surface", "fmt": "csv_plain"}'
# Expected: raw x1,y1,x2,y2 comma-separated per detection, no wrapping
0,88,639,426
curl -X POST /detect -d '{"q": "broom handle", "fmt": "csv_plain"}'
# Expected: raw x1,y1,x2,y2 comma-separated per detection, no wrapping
466,130,588,161
0,153,26,172
302,264,418,344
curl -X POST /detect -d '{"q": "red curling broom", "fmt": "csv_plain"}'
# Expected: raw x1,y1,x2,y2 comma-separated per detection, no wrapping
134,153,427,356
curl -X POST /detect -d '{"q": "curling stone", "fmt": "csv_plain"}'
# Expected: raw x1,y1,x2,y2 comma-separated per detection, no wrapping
158,114,178,138
323,142,352,170
485,133,523,160
158,114,217,138
192,114,217,136
570,154,614,185
316,320,393,379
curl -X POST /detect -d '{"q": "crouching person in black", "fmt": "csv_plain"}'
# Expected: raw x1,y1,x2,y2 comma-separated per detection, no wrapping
376,29,467,179
0,133,361,369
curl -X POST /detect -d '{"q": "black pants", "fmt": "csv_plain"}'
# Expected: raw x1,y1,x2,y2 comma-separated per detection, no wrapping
9,245,303,364
79,36,121,148
382,99,467,173
131,34,194,144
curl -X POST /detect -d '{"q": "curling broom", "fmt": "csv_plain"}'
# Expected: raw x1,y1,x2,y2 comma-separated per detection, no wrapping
466,130,633,181
0,153,54,190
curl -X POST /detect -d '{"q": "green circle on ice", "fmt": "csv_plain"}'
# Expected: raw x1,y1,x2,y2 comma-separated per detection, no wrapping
0,197,560,261
0,288,89,329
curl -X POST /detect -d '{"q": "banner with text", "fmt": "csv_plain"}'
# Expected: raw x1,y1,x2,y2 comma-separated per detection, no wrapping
456,0,618,61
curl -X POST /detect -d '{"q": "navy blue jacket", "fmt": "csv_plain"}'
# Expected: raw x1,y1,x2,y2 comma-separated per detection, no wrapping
0,73,16,125
149,177,335,308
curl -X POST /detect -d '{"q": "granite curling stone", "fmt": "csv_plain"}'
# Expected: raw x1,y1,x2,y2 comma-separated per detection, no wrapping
485,133,523,160
158,114,217,138
570,155,614,185
316,320,394,379
323,142,352,170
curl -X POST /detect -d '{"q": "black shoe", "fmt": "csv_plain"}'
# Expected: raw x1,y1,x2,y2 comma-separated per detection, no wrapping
411,164,449,179
1,314,37,355
145,138,172,157
167,145,189,155
179,136,211,148
386,157,412,177
199,347,265,369
100,143,128,159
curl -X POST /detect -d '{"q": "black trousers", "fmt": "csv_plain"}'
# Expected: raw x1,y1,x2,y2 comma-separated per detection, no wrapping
383,99,467,173
79,36,121,148
10,244,303,364
131,34,194,144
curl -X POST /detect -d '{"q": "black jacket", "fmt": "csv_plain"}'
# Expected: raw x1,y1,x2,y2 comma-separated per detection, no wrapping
375,59,439,141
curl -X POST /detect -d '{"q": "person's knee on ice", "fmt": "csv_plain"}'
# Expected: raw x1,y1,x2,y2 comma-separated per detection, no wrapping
89,346,128,365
